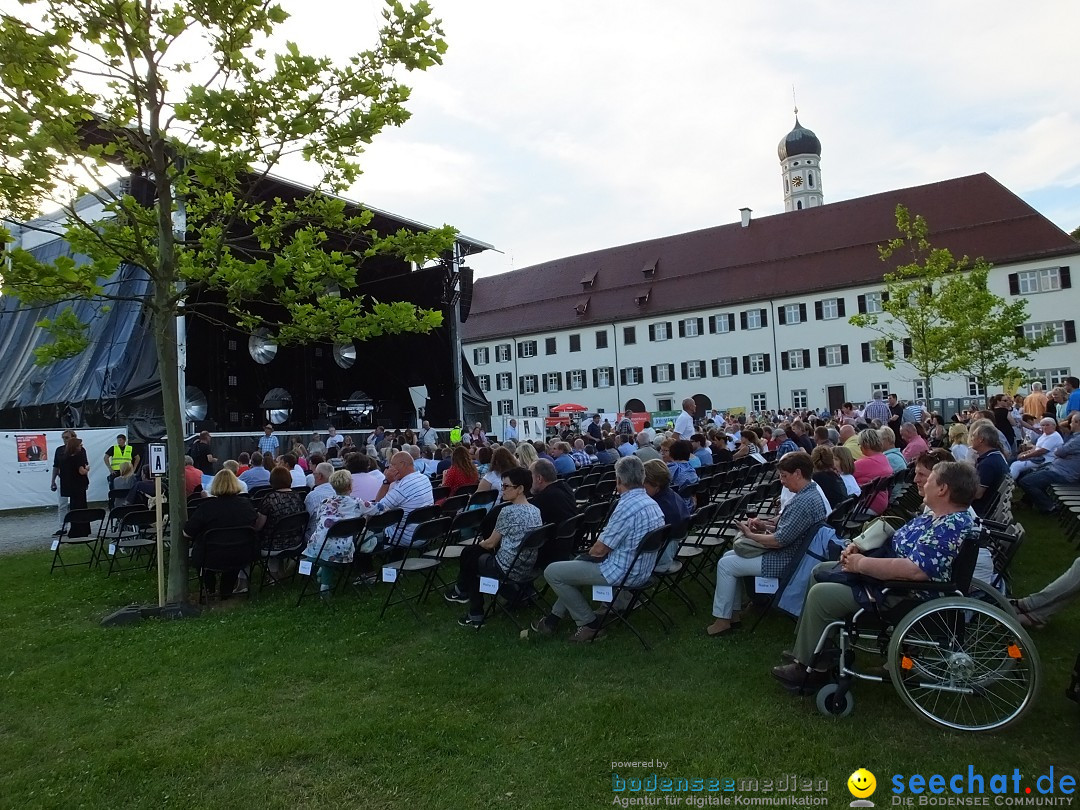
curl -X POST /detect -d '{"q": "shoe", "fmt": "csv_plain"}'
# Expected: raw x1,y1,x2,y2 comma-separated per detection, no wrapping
443,587,470,605
569,624,605,643
705,619,740,637
770,663,829,691
352,573,378,587
51,529,64,537
458,614,484,628
780,649,796,664
232,585,249,595
530,616,559,636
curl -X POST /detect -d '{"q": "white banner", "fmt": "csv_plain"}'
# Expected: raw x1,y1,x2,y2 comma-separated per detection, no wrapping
501,416,544,442
0,427,128,512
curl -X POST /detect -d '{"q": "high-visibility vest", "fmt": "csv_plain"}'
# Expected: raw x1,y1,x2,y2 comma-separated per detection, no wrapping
449,427,463,444
110,443,133,471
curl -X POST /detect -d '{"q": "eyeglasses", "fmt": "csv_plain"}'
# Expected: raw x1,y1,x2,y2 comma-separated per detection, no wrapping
501,483,521,490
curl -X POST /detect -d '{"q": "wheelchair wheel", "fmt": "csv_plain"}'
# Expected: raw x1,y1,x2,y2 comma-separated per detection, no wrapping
887,598,1039,732
815,683,854,718
967,578,1015,616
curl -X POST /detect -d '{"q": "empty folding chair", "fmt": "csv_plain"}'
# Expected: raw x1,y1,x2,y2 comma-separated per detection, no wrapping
439,493,470,517
422,508,488,593
466,489,499,512
106,510,158,576
379,517,453,618
48,508,107,573
256,511,309,592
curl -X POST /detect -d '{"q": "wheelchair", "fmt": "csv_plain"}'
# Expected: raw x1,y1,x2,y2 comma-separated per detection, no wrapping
804,530,1040,732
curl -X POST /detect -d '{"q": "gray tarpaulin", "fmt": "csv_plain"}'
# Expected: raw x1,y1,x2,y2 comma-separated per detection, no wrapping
0,239,161,431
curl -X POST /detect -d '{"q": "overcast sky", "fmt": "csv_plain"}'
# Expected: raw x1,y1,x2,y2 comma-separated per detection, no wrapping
280,0,1080,278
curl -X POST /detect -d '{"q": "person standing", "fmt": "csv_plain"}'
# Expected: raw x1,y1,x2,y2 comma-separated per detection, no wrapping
417,420,438,449
257,424,279,459
59,435,91,537
191,430,216,475
672,398,696,440
104,433,139,485
50,429,74,536
504,418,519,442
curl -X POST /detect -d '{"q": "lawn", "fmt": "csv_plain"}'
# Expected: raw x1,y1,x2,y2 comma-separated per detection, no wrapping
1,513,1077,809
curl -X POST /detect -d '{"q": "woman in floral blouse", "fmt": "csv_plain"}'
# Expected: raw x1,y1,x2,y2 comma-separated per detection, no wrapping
771,460,979,690
303,470,364,592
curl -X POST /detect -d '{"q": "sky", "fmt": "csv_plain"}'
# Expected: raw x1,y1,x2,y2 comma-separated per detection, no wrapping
280,1,1080,278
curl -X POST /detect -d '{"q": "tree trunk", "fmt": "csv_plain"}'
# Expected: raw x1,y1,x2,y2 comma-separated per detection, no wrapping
151,302,190,604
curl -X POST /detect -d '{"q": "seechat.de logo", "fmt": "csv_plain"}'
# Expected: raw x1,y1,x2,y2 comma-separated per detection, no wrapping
849,768,878,808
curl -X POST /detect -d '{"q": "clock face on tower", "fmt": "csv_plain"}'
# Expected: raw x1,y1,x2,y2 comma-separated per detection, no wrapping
791,176,803,187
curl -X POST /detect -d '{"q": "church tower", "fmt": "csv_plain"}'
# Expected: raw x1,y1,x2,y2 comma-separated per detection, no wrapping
778,109,823,211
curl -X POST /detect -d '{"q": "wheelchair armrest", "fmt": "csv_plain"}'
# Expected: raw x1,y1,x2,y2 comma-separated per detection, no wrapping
875,579,963,595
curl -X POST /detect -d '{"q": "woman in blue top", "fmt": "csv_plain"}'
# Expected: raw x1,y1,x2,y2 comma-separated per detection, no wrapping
665,439,699,511
771,460,978,689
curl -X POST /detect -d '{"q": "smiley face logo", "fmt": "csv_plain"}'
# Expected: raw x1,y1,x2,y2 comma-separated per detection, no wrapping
848,768,877,799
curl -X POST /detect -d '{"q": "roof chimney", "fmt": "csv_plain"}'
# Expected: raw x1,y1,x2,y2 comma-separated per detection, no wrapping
739,207,752,228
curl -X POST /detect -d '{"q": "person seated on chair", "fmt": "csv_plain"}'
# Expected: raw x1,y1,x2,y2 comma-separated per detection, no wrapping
531,456,665,643
967,420,1010,517
770,461,978,690
111,462,136,496
643,459,690,574
359,451,435,548
810,447,847,509
253,465,305,577
440,445,480,500
183,469,259,601
444,467,543,627
125,465,156,506
705,452,827,637
302,470,364,594
529,459,580,568
666,440,699,512
853,429,893,515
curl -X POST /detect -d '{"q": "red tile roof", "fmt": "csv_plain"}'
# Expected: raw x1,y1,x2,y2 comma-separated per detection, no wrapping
462,173,1076,342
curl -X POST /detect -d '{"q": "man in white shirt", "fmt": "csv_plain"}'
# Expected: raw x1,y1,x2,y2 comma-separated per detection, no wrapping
1010,418,1064,479
361,451,434,547
325,425,344,450
417,420,438,448
307,432,327,457
673,398,695,440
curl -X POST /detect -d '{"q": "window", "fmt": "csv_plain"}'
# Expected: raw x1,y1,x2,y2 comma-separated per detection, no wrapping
749,353,766,374
623,326,636,345
684,360,705,380
568,370,585,390
713,357,735,377
1033,368,1071,389
818,344,849,367
652,364,673,383
650,322,671,342
522,406,539,418
1015,267,1064,295
496,372,512,391
709,313,734,334
782,304,803,325
518,340,537,358
657,398,673,412
816,297,844,320
544,372,562,392
519,375,538,394
751,393,768,412
569,334,581,352
862,341,890,363
545,337,557,355
497,400,514,416
680,318,702,338
1024,320,1076,345
871,382,890,398
743,309,764,330
594,367,613,388
621,367,643,386
478,375,491,392
595,330,609,349
792,389,808,410
858,292,884,314
473,347,489,365
913,379,928,401
786,350,805,370
495,344,511,363
967,376,986,398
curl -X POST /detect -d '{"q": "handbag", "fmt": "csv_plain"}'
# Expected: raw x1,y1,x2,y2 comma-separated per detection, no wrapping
733,534,769,558
850,515,904,552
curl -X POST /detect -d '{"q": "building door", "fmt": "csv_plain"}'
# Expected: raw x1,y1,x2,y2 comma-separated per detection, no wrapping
827,385,846,415
692,393,712,416
623,398,646,414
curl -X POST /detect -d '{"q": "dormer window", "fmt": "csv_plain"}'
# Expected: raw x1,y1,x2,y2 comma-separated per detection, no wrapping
580,269,598,289
635,287,652,307
641,258,658,278
575,297,590,316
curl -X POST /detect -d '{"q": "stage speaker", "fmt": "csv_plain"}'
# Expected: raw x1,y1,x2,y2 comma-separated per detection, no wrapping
458,265,474,322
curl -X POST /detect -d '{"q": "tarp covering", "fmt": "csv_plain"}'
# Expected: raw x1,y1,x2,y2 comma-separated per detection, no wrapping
0,239,160,428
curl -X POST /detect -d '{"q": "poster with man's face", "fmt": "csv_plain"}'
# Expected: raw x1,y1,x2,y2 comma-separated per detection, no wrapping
16,434,47,464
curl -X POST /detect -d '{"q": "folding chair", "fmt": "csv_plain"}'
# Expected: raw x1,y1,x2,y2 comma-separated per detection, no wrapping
422,508,488,593
379,517,453,618
105,510,158,575
48,508,107,572
578,501,610,553
193,526,260,604
466,489,498,512
256,511,308,592
593,525,672,650
342,508,404,595
747,520,826,632
455,483,479,497
439,493,470,517
432,485,451,502
479,523,557,629
650,519,697,614
296,516,367,607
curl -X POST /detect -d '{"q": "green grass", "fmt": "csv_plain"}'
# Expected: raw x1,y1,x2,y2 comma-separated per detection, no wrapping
1,514,1078,809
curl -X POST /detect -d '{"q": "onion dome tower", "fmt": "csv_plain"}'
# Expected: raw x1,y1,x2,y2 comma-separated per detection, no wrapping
778,108,823,211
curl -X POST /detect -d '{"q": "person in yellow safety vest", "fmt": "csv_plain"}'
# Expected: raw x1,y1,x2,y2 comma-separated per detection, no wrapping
449,423,463,444
104,433,139,484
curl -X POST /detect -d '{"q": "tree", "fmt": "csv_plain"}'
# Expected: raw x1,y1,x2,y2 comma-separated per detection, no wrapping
848,205,959,399
0,0,457,604
936,265,1053,393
